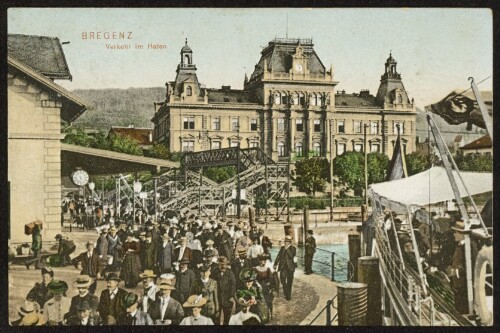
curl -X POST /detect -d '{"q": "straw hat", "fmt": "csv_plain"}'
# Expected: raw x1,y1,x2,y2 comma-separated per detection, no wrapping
159,273,176,281
139,270,157,279
451,220,468,233
158,282,176,290
19,312,44,326
183,295,207,308
73,275,94,288
17,300,37,316
206,239,214,246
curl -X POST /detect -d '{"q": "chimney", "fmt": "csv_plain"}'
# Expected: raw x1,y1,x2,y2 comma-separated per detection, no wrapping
342,90,346,95
360,89,370,97
221,85,231,91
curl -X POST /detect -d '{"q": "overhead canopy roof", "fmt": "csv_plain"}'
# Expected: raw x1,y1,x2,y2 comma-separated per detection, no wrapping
370,166,492,212
61,143,179,176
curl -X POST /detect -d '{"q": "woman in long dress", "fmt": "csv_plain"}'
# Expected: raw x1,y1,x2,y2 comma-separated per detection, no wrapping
120,232,142,288
254,254,275,318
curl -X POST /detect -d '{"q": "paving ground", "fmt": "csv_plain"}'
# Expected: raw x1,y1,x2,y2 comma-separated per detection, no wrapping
9,228,339,325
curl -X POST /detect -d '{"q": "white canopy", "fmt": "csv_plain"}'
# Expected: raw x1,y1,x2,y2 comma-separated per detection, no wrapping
370,166,492,212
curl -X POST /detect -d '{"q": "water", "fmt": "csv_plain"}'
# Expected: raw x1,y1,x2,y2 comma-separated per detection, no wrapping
269,244,350,281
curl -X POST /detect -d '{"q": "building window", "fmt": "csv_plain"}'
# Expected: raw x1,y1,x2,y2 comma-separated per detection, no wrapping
337,143,346,156
394,122,404,134
274,92,281,105
282,94,288,105
232,118,240,131
354,143,363,152
182,140,194,152
314,119,321,132
186,86,192,96
354,121,362,134
370,121,378,134
292,93,299,105
183,116,195,130
296,118,303,132
212,117,221,130
313,142,321,156
337,120,345,133
398,94,403,103
230,141,239,148
295,142,303,157
277,142,286,157
299,93,306,106
250,119,258,131
371,143,380,153
278,118,285,132
249,140,259,148
212,141,221,150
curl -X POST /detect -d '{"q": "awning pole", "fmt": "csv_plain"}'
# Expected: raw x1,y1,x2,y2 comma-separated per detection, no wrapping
469,77,493,140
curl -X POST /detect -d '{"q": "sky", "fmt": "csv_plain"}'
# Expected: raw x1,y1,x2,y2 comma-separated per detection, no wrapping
8,8,493,108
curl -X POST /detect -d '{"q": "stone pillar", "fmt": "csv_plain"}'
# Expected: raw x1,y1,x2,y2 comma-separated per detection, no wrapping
357,256,382,325
337,282,368,326
348,233,361,282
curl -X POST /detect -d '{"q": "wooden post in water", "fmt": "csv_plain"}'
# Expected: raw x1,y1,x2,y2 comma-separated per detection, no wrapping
357,256,382,325
337,282,368,326
348,233,361,282
299,205,309,246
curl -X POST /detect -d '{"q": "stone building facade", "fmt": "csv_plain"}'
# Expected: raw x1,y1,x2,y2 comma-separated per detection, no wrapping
152,38,416,161
7,34,86,242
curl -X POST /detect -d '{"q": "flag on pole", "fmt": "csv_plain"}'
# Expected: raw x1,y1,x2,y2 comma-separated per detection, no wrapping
425,89,492,131
386,126,408,181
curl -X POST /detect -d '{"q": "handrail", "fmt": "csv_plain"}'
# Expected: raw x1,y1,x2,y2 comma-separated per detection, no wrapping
308,295,337,325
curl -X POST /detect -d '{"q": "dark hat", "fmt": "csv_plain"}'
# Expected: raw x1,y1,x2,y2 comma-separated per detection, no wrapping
106,272,121,282
179,259,190,265
123,292,139,307
41,267,54,277
145,220,153,227
243,317,262,325
200,263,212,272
145,231,153,238
451,220,468,233
257,253,270,261
47,280,68,294
54,234,63,239
218,256,230,265
239,268,257,282
73,275,94,288
307,230,314,235
203,249,215,257
77,301,91,311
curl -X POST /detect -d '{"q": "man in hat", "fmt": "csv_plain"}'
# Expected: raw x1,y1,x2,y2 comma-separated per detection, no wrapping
229,289,261,325
158,273,183,302
169,224,181,242
97,272,127,325
120,292,154,325
232,246,253,290
27,267,54,310
65,301,101,326
204,239,219,260
43,280,71,325
201,249,219,273
256,228,273,254
149,282,184,325
12,298,46,326
193,264,219,321
106,226,122,271
157,232,174,274
273,235,297,300
247,236,264,267
176,259,196,304
199,223,215,247
55,234,76,267
25,223,42,270
215,223,234,263
174,236,192,263
304,230,316,275
65,275,99,320
445,219,478,314
96,228,109,277
213,256,236,325
72,241,102,291
140,231,157,270
140,270,159,314
180,295,214,325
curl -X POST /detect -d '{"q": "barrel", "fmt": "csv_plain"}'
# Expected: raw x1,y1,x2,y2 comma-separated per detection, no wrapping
357,256,382,325
337,282,368,326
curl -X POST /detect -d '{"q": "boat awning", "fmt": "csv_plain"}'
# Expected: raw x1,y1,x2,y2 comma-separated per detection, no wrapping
61,143,180,176
370,166,492,212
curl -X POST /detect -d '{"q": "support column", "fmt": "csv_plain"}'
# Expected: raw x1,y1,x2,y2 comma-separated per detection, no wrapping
357,256,382,325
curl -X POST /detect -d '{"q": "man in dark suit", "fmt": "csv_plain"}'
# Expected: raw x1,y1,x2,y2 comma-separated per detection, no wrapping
257,228,273,255
213,256,236,325
71,241,102,293
66,301,102,326
273,235,297,300
97,273,127,325
304,230,316,275
140,231,157,270
149,282,184,325
231,247,253,290
65,275,99,320
55,234,76,267
175,259,196,304
174,237,192,263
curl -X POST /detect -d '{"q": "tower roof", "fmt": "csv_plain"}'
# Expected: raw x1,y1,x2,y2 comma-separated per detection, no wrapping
181,38,192,53
386,52,396,63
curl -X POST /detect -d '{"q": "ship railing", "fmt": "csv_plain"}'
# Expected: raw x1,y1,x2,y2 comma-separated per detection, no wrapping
308,295,338,326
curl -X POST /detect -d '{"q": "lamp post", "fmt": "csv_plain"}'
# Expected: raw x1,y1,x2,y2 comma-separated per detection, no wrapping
153,177,158,224
364,124,369,207
329,119,334,223
133,179,142,225
88,181,95,227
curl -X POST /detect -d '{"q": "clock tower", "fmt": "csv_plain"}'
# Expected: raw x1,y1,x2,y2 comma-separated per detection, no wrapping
291,42,308,75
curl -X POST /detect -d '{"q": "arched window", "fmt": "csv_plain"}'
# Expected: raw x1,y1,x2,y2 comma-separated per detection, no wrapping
184,54,190,65
295,142,303,157
278,142,286,157
186,86,192,96
398,94,403,103
313,142,321,156
274,92,281,105
299,92,305,106
310,93,317,106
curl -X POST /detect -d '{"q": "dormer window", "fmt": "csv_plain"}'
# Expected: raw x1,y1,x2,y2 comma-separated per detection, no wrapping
223,97,230,102
186,86,192,96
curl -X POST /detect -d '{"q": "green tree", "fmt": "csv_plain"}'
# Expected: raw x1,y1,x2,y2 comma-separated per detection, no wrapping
107,133,143,156
203,166,237,184
455,153,492,172
405,151,440,176
294,157,329,196
149,143,173,160
62,127,94,147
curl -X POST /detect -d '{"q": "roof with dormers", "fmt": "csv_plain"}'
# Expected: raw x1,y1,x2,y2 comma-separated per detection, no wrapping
207,88,257,104
8,34,72,80
250,38,326,81
335,91,378,108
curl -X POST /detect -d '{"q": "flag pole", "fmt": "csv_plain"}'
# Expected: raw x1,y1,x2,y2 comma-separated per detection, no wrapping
469,77,493,139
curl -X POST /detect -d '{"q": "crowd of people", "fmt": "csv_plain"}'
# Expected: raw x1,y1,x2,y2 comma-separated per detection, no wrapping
15,208,305,326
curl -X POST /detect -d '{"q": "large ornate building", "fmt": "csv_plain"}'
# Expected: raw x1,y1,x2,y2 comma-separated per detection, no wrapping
152,38,416,161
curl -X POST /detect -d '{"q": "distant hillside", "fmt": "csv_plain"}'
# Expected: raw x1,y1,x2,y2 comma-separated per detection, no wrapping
72,87,165,132
415,107,487,145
